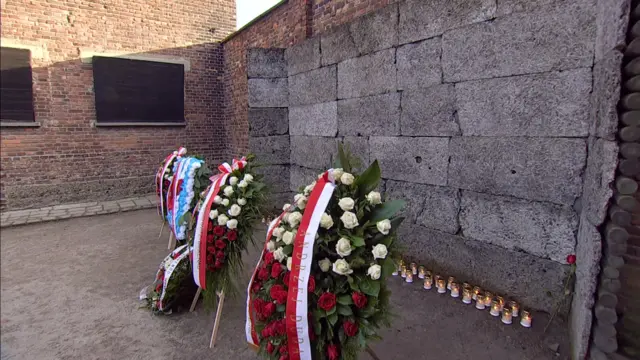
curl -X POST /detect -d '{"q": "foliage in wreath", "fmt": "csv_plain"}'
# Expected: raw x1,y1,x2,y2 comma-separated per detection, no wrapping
248,146,405,360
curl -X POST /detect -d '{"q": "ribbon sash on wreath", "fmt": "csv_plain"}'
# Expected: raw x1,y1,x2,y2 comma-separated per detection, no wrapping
156,147,186,218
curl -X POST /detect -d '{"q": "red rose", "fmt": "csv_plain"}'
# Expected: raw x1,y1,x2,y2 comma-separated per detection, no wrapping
352,292,367,309
206,234,214,243
251,281,262,293
216,251,225,259
327,344,340,360
163,180,170,187
262,302,276,317
343,320,358,337
258,267,270,281
208,220,214,231
215,240,226,249
279,355,289,360
270,285,285,299
207,246,216,254
155,283,162,293
308,276,316,292
264,252,275,264
267,342,275,354
261,326,271,337
282,272,290,288
253,298,265,313
206,254,214,263
318,292,336,311
567,254,576,264
271,264,283,279
279,341,288,354
270,285,288,304
227,230,238,241
214,260,223,269
213,226,225,237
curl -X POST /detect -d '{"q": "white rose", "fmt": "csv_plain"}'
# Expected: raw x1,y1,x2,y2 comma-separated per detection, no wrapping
338,197,355,211
332,168,344,180
376,219,391,235
266,240,275,252
272,227,285,238
229,176,238,186
371,244,388,259
336,238,352,257
294,194,307,209
274,247,286,262
244,174,254,183
283,203,292,211
237,198,247,206
213,195,222,204
366,191,382,205
226,219,238,229
223,186,234,197
238,180,248,188
228,204,241,217
367,264,382,280
304,181,316,195
333,259,353,275
340,211,359,229
222,199,230,207
318,258,331,272
282,231,295,245
217,214,229,226
340,173,355,185
209,209,218,219
164,174,170,179
320,213,334,229
287,257,292,271
288,212,303,227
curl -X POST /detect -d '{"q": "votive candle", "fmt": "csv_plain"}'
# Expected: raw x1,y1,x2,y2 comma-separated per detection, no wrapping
401,265,407,278
418,266,426,279
501,307,513,325
450,282,460,298
410,262,418,275
475,294,486,310
496,296,505,311
405,271,414,283
484,291,494,307
520,311,532,328
490,300,501,316
508,301,519,317
423,276,433,290
472,286,482,301
437,279,446,294
447,276,456,290
462,289,472,304
463,282,472,291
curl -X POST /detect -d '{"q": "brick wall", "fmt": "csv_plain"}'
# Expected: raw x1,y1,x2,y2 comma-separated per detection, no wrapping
0,0,235,210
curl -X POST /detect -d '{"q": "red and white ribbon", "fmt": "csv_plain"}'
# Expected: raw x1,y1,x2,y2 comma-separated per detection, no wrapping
156,147,186,218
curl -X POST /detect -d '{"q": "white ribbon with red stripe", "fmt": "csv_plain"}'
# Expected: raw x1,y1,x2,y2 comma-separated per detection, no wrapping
156,147,186,218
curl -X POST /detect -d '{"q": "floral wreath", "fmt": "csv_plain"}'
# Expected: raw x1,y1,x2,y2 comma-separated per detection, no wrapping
156,147,187,220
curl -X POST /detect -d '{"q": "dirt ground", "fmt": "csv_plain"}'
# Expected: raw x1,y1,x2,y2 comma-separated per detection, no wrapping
1,209,570,360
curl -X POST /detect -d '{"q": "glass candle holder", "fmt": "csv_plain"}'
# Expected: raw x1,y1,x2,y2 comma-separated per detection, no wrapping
410,262,418,275
508,301,519,317
472,286,482,301
450,282,460,298
447,276,455,290
418,266,426,279
392,261,400,276
434,274,442,285
405,271,414,283
496,296,505,311
520,310,532,328
426,270,433,280
484,291,494,307
463,282,472,292
423,276,433,290
462,289,472,304
475,294,486,310
401,265,407,278
436,279,446,294
501,307,513,325
490,300,501,316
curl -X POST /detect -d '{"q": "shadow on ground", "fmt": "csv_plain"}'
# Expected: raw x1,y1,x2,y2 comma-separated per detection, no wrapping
0,209,569,360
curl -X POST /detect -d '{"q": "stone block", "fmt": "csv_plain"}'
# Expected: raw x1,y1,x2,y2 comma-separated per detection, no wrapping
248,135,290,165
342,136,370,171
398,224,569,313
496,0,565,16
460,191,578,262
595,0,630,61
290,136,339,170
442,1,595,82
247,48,286,78
401,84,459,136
349,3,398,55
337,49,396,99
285,37,320,76
248,78,288,108
255,165,290,193
289,101,338,136
386,180,460,234
288,66,337,106
456,69,592,137
248,108,288,137
370,137,449,186
290,166,320,192
398,0,496,44
396,38,442,91
582,138,619,226
591,51,624,140
321,23,358,66
449,137,586,205
338,93,400,136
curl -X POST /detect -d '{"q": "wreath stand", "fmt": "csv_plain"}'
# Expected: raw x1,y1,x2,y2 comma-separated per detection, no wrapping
189,287,225,348
158,221,176,250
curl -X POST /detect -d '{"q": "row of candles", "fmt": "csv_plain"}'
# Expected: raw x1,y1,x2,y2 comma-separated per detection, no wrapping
393,261,532,327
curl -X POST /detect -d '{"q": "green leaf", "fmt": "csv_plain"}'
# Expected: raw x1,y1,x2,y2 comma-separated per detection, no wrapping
339,328,346,343
276,304,286,312
382,257,395,277
349,278,360,292
335,143,351,173
337,294,353,305
389,216,405,234
283,245,293,256
355,160,381,195
360,278,381,297
349,257,366,269
350,236,365,247
357,331,366,348
326,305,337,316
327,312,338,326
337,304,353,316
313,308,326,320
369,200,406,222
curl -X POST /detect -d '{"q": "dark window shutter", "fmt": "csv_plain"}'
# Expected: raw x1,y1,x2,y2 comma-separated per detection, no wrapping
92,56,185,123
0,47,35,122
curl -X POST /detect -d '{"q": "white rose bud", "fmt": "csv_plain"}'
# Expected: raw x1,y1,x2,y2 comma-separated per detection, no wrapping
282,231,295,245
237,198,247,206
336,238,352,257
243,174,254,183
288,212,303,227
376,219,391,235
228,204,241,217
304,181,316,195
213,195,222,204
272,227,285,238
320,213,334,229
318,258,332,272
340,173,355,185
367,264,382,280
217,214,229,226
294,194,307,210
238,180,248,188
283,203,291,211
226,219,238,229
223,186,234,197
340,211,359,229
338,197,355,211
266,241,275,252
222,199,230,207
332,168,344,180
287,257,292,271
366,191,382,205
274,247,286,262
371,244,388,259
229,176,238,186
333,259,354,275
209,209,218,219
